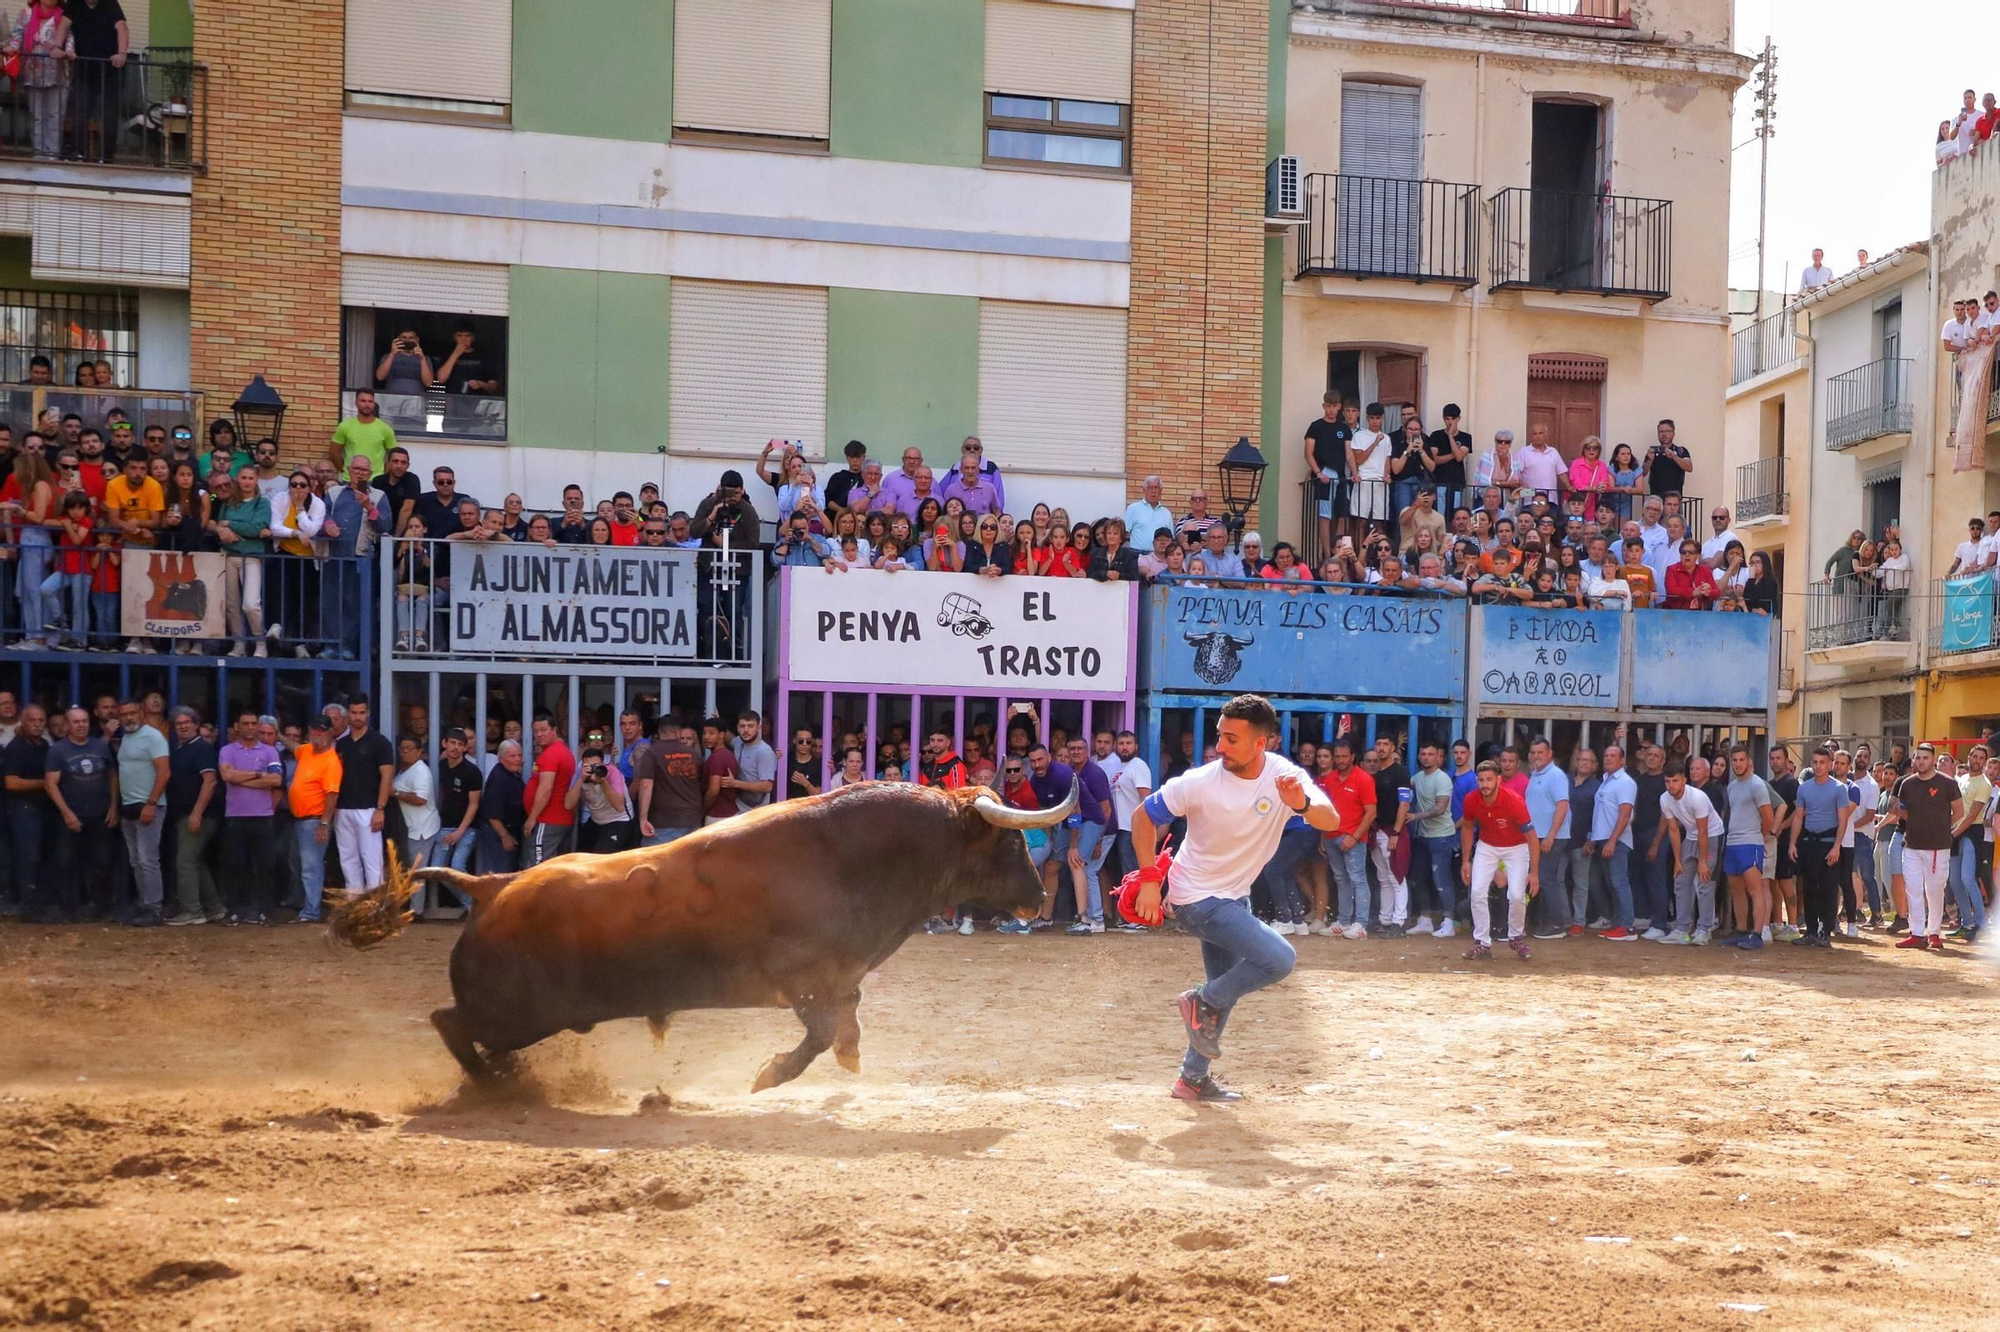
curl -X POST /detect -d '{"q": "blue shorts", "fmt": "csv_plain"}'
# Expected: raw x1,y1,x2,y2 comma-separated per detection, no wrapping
1723,844,1766,876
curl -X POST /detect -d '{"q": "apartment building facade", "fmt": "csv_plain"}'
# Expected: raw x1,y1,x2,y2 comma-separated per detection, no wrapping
1275,0,1749,556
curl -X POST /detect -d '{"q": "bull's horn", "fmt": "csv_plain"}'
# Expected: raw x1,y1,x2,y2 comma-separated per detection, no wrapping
972,777,1078,830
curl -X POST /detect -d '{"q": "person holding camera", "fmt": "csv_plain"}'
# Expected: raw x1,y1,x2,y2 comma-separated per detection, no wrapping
567,745,637,853
375,328,433,397
690,469,762,548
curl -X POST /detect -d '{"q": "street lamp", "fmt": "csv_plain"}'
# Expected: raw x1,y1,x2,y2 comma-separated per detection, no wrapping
231,375,288,450
1216,435,1268,546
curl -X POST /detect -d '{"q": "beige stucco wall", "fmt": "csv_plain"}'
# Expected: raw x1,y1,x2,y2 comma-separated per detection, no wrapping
1277,6,1745,545
1720,353,1810,735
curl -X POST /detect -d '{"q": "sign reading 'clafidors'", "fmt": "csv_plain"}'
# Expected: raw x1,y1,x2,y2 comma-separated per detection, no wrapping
787,569,1133,695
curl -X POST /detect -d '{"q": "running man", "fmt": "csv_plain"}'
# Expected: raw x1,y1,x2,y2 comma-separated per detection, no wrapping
1128,694,1338,1104
1894,745,1963,952
1458,759,1540,960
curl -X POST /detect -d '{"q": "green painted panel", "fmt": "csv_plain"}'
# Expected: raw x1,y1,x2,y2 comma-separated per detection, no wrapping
149,0,192,50
514,0,673,142
826,288,976,464
592,272,672,454
830,0,981,168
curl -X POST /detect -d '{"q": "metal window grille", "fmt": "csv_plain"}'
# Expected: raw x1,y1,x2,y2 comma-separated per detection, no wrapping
0,289,138,386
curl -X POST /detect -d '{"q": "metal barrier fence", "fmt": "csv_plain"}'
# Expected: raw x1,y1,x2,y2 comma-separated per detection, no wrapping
0,52,206,170
1488,187,1672,299
1296,173,1481,285
1731,306,1798,384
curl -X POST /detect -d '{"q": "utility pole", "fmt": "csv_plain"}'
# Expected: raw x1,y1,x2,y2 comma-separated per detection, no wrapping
1751,37,1778,326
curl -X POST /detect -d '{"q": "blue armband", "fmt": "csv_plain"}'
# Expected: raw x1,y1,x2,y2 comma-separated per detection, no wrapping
1141,791,1172,825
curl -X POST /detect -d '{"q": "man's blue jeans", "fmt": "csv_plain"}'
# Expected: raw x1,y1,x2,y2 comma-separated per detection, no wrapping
431,828,477,872
1415,833,1457,922
1854,832,1880,917
1175,894,1296,1081
1323,837,1370,926
1630,839,1671,925
1595,840,1634,928
1534,836,1570,929
295,816,328,919
1257,825,1318,925
1950,835,1989,931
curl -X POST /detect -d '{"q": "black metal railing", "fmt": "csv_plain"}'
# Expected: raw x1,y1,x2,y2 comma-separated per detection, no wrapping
0,541,370,661
1946,356,2000,435
383,538,757,667
1296,173,1480,285
1805,575,1912,651
1735,456,1787,523
1488,187,1672,300
341,389,508,444
0,53,207,171
1731,306,1798,384
1932,576,1997,655
1825,358,1912,450
1349,0,1631,23
0,385,206,441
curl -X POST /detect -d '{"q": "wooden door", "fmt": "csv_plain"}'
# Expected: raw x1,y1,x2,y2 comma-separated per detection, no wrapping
1526,354,1605,461
1374,352,1421,419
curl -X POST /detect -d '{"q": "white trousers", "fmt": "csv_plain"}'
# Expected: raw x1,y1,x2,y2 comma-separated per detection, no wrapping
1902,847,1950,938
336,807,384,892
1371,828,1408,925
1470,842,1530,945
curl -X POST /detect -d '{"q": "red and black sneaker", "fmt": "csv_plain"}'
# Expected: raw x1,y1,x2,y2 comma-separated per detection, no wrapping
1463,942,1493,961
1895,934,1930,950
1176,989,1223,1060
1171,1074,1244,1104
1929,934,1947,952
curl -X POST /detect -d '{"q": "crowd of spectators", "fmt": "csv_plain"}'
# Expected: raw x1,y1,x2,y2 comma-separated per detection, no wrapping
3,0,135,164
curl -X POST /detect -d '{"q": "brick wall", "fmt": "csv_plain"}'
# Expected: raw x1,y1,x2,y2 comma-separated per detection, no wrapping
1126,0,1269,509
189,0,344,464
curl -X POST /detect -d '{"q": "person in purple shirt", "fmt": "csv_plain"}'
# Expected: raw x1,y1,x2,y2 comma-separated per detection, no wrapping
217,708,284,925
939,436,1006,514
940,452,1002,516
874,447,927,521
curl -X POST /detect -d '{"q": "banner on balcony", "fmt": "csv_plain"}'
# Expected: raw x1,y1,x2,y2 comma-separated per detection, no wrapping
451,547,699,657
786,568,1133,695
122,550,226,640
1953,341,1994,474
1477,606,1621,708
1941,573,1995,653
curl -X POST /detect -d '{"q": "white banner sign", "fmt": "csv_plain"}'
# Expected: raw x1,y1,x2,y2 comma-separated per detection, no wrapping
122,550,226,639
453,547,698,657
787,568,1132,693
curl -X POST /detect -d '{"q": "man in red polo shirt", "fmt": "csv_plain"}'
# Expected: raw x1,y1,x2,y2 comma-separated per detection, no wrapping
1460,759,1541,961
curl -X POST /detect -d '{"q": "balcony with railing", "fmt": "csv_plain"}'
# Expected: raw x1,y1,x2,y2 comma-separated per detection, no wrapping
1824,359,1912,450
1805,574,1912,663
1295,174,1480,285
342,388,507,444
1487,188,1671,301
1318,0,1632,26
1731,307,1799,385
1734,456,1787,525
1947,357,2000,444
0,53,206,171
0,384,205,438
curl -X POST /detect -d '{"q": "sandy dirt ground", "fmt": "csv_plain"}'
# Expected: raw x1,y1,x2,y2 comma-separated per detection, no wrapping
2,921,1998,1331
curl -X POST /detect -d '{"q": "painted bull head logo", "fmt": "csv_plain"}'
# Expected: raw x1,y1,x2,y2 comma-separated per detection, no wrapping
1184,630,1254,686
145,551,208,622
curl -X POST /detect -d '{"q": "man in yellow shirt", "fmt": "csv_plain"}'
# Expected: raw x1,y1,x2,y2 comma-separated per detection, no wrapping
289,715,345,923
104,452,164,546
329,390,398,478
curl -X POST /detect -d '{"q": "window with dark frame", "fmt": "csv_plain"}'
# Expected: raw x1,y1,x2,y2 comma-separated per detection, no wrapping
984,94,1128,172
0,289,137,386
339,306,510,442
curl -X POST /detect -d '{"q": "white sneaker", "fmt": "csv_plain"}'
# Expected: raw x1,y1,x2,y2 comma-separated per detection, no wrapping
252,643,268,658
1407,916,1435,935
1432,919,1456,938
225,645,246,658
1640,926,1667,941
1761,925,1773,942
957,917,974,935
1655,929,1691,945
1690,930,1710,946
1340,923,1368,940
1843,922,1859,938
1272,921,1295,936
1307,919,1333,936
1588,917,1612,931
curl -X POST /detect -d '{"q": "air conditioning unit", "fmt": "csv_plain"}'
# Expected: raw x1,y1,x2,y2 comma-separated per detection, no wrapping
1265,155,1304,228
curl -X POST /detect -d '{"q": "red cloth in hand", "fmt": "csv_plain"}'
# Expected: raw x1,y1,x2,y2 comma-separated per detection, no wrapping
1115,841,1174,927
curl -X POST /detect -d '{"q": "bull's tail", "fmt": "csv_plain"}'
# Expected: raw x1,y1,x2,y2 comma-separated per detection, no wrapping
409,865,518,908
328,844,418,950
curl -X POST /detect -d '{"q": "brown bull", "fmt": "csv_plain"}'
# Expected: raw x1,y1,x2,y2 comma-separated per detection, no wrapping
360,778,1076,1093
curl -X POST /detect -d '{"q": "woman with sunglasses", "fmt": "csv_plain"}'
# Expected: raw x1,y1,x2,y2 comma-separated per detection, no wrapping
1567,436,1612,523
964,515,1011,578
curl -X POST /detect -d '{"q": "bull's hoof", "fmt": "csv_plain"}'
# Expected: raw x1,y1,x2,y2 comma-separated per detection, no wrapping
834,1048,861,1074
750,1056,789,1093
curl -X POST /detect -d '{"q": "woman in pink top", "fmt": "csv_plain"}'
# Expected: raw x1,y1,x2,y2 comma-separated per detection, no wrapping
1566,435,1613,522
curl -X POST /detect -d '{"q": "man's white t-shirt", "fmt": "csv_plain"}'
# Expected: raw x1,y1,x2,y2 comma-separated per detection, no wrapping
1979,532,2000,570
1943,317,1975,353
1350,429,1390,482
1517,444,1564,493
393,760,440,840
1799,264,1834,291
1956,538,1984,574
1851,773,1881,841
1660,786,1723,842
1158,754,1330,905
1701,528,1741,563
1977,305,2000,337
1110,756,1153,831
